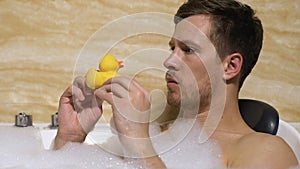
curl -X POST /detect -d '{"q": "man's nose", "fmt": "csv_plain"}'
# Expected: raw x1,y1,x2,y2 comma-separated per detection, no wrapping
163,51,180,71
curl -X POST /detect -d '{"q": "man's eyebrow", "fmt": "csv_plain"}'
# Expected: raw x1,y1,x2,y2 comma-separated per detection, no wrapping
180,40,199,48
178,40,202,52
168,39,202,51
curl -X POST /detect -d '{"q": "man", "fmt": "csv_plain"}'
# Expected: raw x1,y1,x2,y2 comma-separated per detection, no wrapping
54,0,298,168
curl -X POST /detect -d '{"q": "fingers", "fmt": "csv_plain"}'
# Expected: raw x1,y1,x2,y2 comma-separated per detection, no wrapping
104,76,143,93
72,85,85,101
94,88,115,106
73,76,93,98
100,83,128,98
59,85,84,106
72,76,99,102
103,76,150,97
90,96,103,118
95,76,132,105
109,118,118,135
73,76,85,90
61,76,103,113
60,86,73,103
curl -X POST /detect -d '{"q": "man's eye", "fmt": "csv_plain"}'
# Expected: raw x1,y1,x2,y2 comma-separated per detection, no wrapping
169,46,175,51
183,48,194,54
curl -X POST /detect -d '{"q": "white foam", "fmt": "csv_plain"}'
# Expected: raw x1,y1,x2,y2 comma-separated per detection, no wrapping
152,119,223,169
0,120,224,169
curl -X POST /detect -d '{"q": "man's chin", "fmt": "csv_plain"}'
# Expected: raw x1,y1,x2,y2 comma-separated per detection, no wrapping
167,95,181,107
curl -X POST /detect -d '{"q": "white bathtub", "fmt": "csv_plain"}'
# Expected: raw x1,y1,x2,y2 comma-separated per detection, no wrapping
36,123,114,149
277,120,300,163
1,120,300,163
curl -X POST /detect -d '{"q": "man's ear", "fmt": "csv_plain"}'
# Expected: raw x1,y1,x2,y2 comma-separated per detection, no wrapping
223,53,243,81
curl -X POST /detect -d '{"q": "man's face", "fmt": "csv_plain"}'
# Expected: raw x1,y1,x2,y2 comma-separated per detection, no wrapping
164,15,220,114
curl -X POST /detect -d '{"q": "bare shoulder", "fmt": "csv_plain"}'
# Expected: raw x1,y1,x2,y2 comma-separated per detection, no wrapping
229,132,298,169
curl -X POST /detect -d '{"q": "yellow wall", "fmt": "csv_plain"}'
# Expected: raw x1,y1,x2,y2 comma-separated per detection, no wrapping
0,0,299,123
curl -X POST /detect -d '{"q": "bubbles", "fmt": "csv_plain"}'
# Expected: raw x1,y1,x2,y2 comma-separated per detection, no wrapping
153,119,223,169
0,121,224,169
0,126,134,169
0,126,43,168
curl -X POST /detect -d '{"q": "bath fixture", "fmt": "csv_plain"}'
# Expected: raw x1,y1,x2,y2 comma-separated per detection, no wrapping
50,112,59,128
15,112,32,127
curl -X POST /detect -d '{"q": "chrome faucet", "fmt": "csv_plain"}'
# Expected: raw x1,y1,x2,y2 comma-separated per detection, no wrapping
15,112,32,127
50,112,59,128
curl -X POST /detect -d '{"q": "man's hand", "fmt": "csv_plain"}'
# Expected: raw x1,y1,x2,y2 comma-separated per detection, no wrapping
95,76,167,168
95,76,150,137
53,76,103,149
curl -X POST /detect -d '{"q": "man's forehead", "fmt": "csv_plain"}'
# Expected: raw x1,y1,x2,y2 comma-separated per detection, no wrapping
174,15,211,38
171,15,212,47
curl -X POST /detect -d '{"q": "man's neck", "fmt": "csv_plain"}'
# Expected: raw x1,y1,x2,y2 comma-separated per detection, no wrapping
196,96,253,135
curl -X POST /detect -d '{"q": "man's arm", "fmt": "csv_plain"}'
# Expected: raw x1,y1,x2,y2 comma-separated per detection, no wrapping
120,136,167,169
139,155,166,169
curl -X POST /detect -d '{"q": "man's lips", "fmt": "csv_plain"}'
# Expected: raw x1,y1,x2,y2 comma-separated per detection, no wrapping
165,73,178,87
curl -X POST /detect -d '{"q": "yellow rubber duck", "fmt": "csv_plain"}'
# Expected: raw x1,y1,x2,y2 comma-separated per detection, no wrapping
85,54,123,89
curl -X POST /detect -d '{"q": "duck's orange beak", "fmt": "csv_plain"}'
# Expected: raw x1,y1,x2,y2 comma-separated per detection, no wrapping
118,61,124,68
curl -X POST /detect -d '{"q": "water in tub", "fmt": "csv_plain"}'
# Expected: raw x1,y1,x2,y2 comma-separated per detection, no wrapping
0,119,224,169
